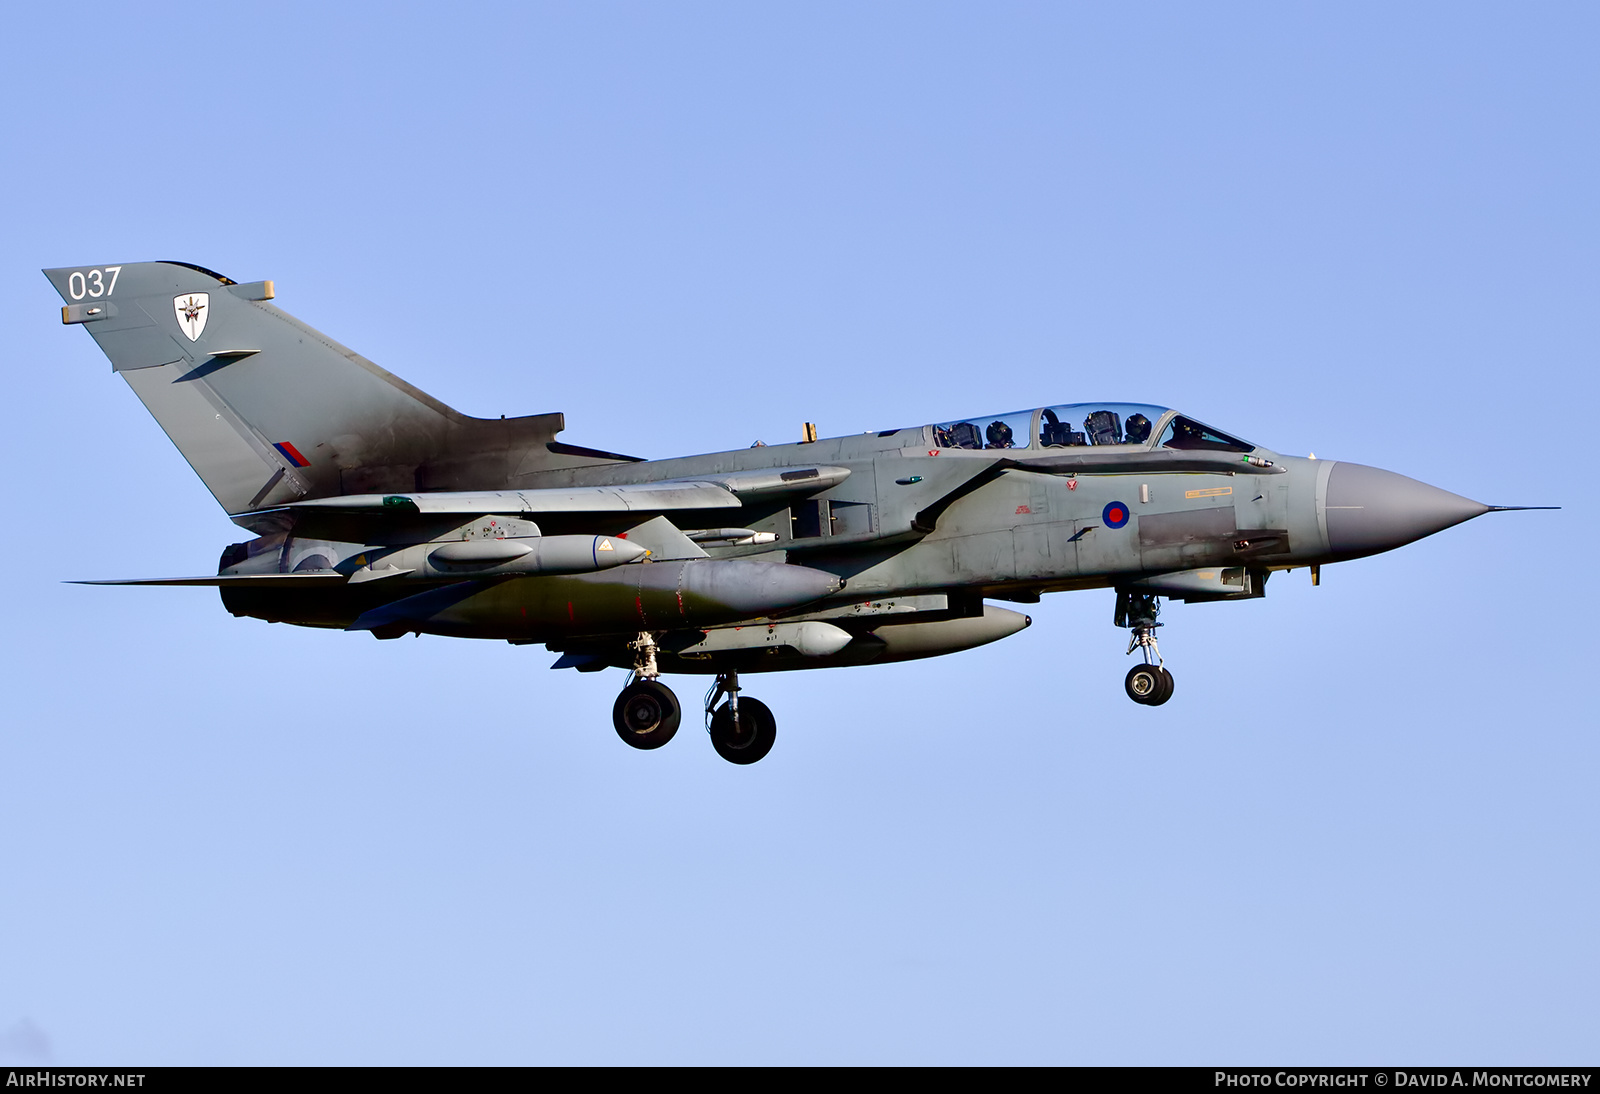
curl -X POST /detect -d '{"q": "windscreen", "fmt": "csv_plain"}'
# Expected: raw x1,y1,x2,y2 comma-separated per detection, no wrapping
1157,415,1255,453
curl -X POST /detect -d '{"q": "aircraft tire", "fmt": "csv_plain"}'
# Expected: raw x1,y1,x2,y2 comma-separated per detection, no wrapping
613,680,681,749
709,698,777,765
1124,664,1164,705
1149,668,1175,706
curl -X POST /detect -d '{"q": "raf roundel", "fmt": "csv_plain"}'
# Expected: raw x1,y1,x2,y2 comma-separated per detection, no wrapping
1103,501,1130,529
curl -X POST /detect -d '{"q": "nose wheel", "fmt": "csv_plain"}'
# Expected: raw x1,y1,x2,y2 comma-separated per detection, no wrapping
1117,590,1176,706
1124,663,1175,706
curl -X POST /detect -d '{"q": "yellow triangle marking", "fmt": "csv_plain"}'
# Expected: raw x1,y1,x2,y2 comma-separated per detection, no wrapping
597,539,614,551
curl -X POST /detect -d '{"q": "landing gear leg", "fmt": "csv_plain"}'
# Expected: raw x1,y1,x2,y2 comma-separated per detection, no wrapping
705,670,777,764
1117,590,1174,706
612,632,680,749
628,631,661,681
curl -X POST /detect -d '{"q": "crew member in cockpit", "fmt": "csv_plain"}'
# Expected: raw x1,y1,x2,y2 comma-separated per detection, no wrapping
985,421,1015,449
1168,418,1205,448
1125,413,1152,445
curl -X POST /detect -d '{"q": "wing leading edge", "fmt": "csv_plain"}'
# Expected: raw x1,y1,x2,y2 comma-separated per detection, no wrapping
256,465,853,518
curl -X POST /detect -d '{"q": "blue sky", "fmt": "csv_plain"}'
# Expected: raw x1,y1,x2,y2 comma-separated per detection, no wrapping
2,2,1595,1064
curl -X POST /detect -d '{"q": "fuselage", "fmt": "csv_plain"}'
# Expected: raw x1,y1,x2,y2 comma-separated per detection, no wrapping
44,260,1515,748
222,402,1487,646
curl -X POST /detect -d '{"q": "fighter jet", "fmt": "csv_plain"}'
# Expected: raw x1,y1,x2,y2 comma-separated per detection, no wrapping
44,261,1546,764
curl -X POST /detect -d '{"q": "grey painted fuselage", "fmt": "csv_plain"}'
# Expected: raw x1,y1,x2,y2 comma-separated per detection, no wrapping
45,260,1504,683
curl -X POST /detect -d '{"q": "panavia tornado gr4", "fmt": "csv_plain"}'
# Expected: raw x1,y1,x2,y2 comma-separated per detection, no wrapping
44,261,1546,764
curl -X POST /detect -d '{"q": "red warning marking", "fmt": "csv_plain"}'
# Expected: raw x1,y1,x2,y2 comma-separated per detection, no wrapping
1068,480,1077,490
1016,505,1032,514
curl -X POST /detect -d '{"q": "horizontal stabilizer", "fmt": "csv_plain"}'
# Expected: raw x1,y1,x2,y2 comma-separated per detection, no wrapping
71,572,347,587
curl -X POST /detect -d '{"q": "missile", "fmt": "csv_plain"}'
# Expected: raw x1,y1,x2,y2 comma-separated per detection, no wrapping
685,527,781,547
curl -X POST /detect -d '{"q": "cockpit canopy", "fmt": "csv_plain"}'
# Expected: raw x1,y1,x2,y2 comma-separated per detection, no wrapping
929,403,1256,453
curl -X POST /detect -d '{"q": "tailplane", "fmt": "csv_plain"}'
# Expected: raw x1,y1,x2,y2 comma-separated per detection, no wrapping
44,261,628,516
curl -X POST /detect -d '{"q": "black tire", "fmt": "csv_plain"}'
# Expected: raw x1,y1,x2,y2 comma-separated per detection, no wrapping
1124,664,1163,705
1149,668,1175,706
612,679,681,749
708,698,777,765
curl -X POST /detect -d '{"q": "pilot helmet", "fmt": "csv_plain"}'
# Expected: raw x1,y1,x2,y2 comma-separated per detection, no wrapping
986,420,1014,447
1125,413,1151,444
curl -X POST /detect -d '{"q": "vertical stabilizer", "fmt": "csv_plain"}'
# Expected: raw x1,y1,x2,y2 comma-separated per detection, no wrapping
44,261,623,515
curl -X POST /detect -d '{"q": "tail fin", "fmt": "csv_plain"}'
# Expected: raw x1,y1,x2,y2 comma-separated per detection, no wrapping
44,261,625,516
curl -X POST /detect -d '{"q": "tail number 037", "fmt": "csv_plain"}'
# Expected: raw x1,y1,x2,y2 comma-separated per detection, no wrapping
67,267,122,300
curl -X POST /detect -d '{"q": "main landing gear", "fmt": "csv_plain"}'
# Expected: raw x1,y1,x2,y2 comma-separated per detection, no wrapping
613,679,681,749
705,670,776,765
1117,591,1175,707
613,632,681,749
608,633,777,764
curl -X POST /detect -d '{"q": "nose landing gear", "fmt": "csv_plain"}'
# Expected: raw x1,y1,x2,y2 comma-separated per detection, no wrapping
1124,662,1173,705
1117,590,1175,706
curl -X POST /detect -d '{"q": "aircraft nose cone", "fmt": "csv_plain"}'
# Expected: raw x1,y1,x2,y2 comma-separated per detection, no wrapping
1324,462,1489,557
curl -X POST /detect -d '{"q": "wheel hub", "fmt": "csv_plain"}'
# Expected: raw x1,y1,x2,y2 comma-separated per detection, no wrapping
622,694,663,733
